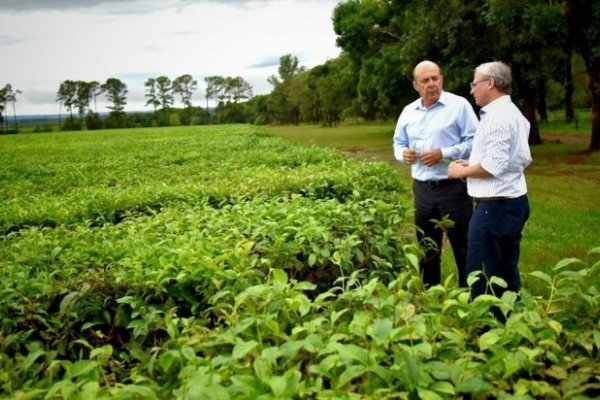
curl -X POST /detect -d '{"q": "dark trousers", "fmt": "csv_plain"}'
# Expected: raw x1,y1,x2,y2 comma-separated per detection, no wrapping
413,179,472,287
467,195,530,299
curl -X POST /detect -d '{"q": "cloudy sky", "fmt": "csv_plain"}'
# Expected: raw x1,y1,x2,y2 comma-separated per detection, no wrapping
0,0,341,115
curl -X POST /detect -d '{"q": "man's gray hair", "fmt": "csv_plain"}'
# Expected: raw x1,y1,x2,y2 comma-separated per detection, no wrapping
475,61,512,94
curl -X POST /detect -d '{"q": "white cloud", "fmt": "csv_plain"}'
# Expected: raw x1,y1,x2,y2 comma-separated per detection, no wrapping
0,0,340,115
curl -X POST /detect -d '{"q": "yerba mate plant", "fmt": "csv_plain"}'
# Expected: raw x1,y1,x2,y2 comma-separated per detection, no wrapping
0,126,598,399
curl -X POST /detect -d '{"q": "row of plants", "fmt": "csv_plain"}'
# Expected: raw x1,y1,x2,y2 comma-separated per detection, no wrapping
1,125,599,398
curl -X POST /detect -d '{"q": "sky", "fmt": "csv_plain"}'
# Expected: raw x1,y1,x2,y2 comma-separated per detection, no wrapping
0,0,342,116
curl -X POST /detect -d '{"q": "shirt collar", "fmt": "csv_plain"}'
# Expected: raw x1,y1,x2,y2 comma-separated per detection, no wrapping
480,94,511,114
416,91,448,110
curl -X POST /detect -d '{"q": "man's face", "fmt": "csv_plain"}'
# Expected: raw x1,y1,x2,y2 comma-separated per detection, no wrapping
413,65,443,107
470,73,491,107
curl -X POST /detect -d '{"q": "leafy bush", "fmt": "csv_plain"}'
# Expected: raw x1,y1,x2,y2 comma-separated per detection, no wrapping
0,125,598,398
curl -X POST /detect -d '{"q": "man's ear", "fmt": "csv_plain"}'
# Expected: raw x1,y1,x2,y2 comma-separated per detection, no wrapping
412,81,418,92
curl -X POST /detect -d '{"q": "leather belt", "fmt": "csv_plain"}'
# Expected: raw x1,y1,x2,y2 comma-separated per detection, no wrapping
415,179,459,187
473,196,510,203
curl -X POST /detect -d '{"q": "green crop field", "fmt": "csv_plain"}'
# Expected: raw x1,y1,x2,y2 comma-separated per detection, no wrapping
1,125,599,398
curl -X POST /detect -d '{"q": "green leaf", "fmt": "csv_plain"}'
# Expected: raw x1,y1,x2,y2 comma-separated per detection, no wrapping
398,350,421,391
71,360,99,379
268,375,287,397
529,270,552,285
368,318,393,345
231,375,266,397
270,268,287,283
22,350,46,374
117,385,160,400
587,246,600,256
337,365,367,388
417,389,443,400
553,257,583,271
456,375,494,393
478,330,501,351
232,339,259,360
431,381,455,395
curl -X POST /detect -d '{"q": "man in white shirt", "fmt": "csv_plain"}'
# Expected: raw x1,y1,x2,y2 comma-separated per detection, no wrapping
448,61,532,302
393,61,478,288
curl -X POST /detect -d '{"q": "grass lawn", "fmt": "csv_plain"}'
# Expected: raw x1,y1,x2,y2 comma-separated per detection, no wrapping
265,123,600,294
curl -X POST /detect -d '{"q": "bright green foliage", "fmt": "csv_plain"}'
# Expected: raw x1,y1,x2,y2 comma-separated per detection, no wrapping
1,125,599,398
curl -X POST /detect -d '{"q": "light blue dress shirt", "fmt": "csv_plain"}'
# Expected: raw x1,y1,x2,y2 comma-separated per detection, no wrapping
393,91,478,182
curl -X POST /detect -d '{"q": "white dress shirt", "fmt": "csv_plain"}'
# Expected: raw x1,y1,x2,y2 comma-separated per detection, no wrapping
467,95,532,198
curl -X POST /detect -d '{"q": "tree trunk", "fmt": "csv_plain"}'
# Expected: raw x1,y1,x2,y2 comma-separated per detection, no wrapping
538,78,548,123
564,48,575,123
523,94,542,145
12,102,18,132
588,63,600,151
513,64,542,145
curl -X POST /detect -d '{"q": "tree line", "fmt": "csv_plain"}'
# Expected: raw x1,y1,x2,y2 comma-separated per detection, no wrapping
2,1,599,150
251,0,598,150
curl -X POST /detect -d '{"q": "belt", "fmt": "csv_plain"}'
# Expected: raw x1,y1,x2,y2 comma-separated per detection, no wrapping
415,179,460,187
473,196,510,203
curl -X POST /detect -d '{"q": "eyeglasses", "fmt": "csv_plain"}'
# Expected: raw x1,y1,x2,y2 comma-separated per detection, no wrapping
470,78,490,89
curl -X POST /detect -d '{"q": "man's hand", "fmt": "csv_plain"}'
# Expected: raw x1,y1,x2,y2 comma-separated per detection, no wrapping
419,149,443,167
403,148,418,164
448,159,468,179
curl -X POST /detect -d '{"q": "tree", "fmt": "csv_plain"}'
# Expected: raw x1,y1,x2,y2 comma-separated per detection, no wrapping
173,74,198,125
565,0,600,151
267,55,308,124
0,85,7,132
101,78,128,128
155,76,173,124
89,81,103,114
310,56,357,127
144,78,160,113
204,76,225,115
333,1,567,144
227,76,252,104
75,81,93,130
56,80,78,130
268,54,306,87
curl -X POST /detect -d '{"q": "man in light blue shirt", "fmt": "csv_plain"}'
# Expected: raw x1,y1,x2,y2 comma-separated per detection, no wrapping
393,60,478,287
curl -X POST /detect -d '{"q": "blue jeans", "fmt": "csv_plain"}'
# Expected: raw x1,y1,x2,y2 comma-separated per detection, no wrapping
467,195,530,299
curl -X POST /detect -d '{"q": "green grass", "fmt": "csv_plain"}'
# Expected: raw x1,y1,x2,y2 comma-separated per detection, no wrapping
265,123,600,293
539,108,593,135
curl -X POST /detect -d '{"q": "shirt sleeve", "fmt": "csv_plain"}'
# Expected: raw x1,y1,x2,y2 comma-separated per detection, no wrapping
440,100,477,160
393,114,409,163
479,119,512,177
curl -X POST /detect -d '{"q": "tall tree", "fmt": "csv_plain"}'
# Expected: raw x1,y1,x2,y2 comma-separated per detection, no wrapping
6,85,22,132
56,80,78,129
204,75,225,113
227,76,252,104
565,0,600,151
155,76,173,123
173,74,198,125
101,78,128,127
144,78,160,112
310,56,357,127
89,81,103,115
0,84,7,132
267,54,308,124
75,81,92,129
